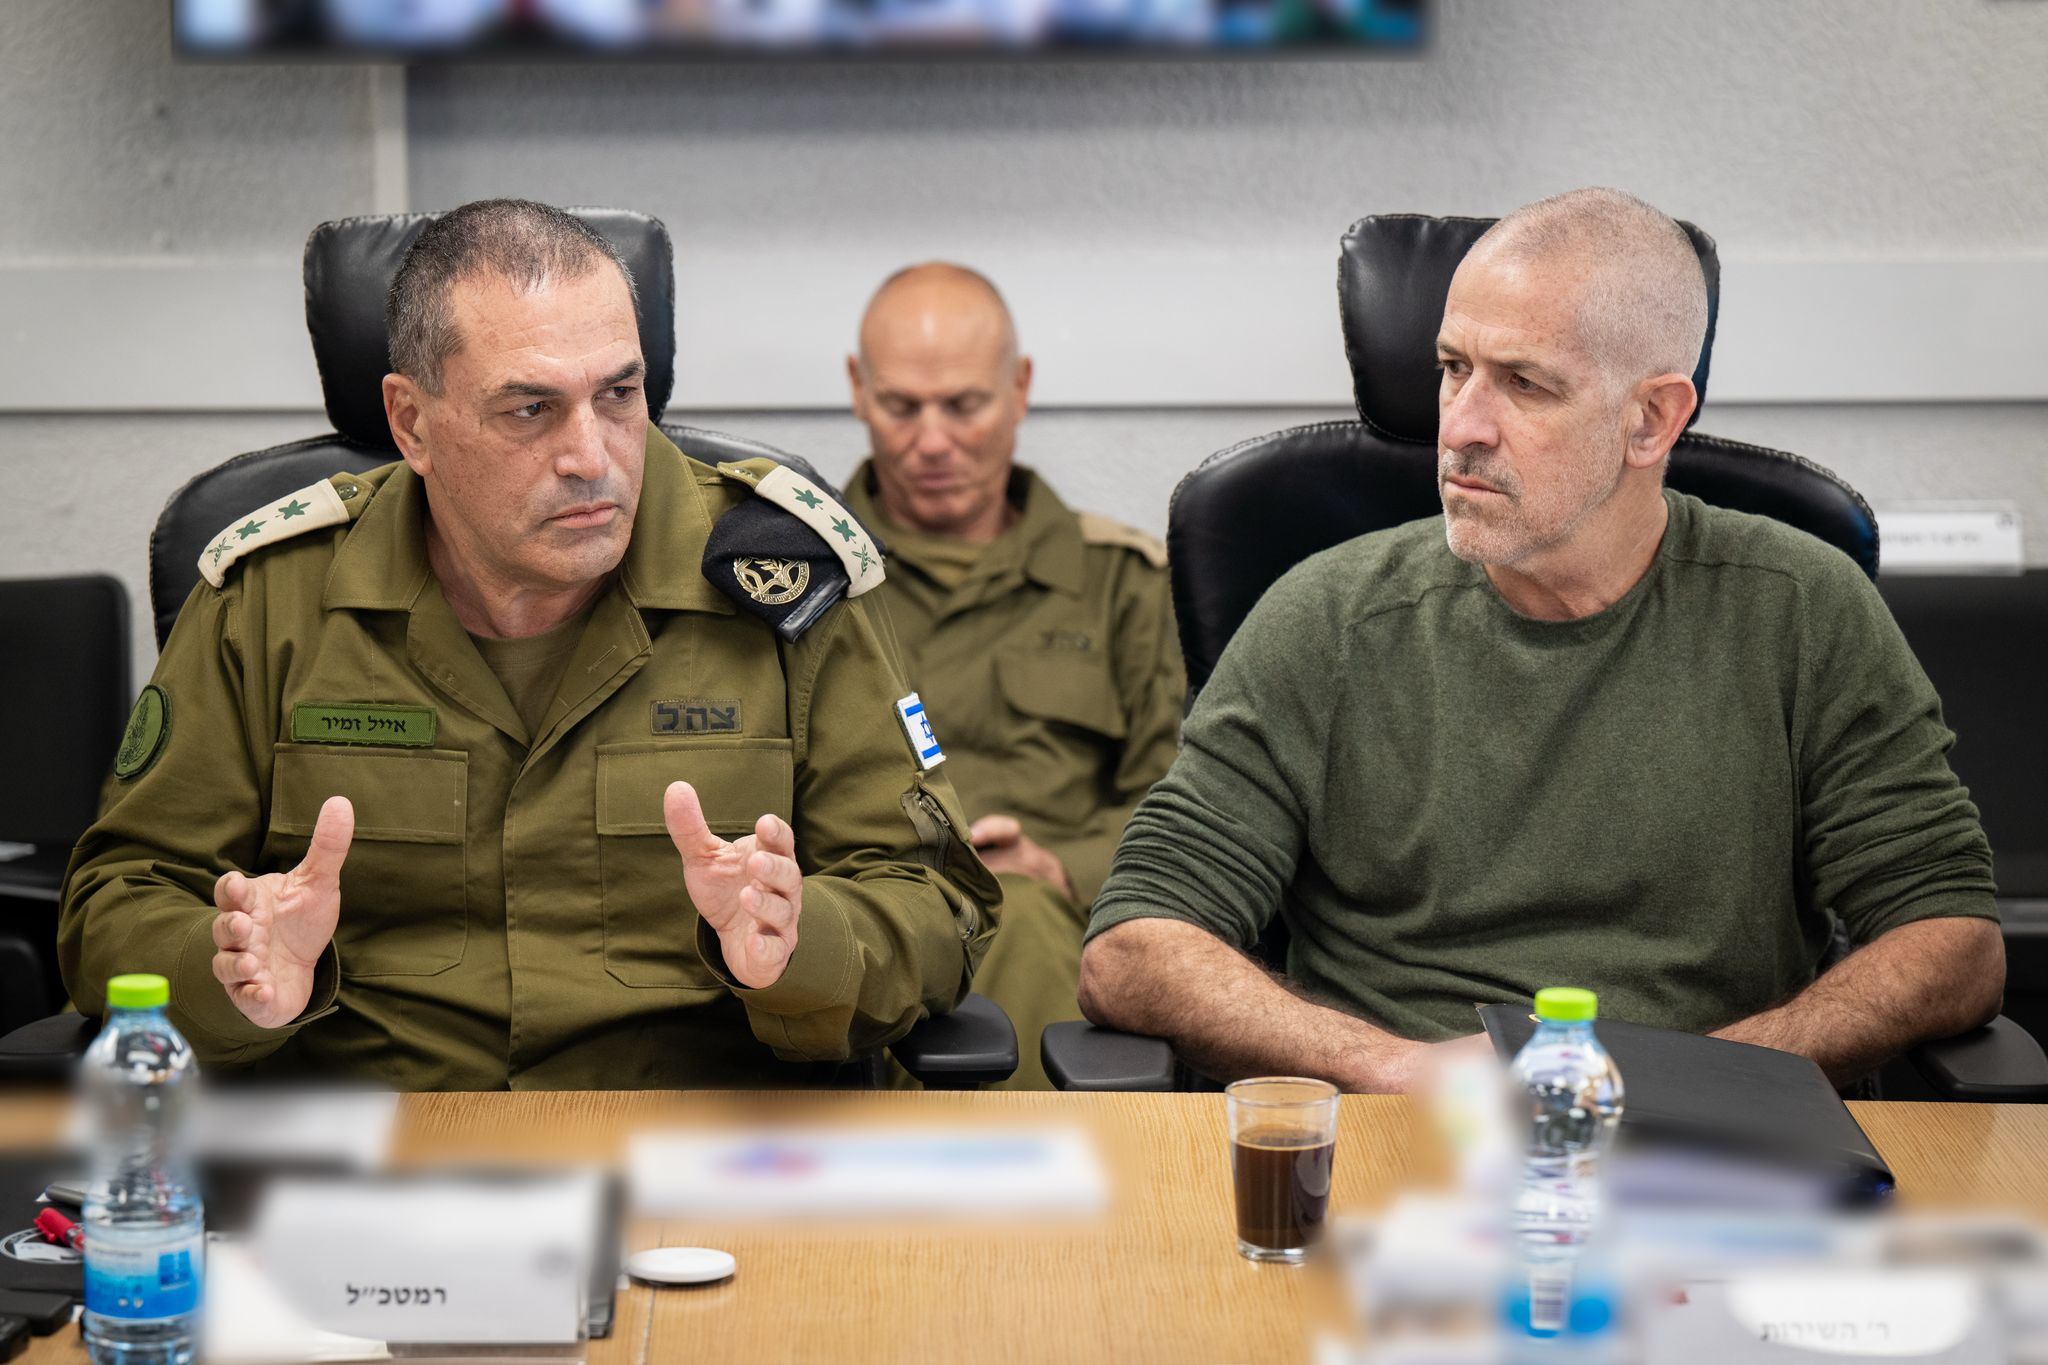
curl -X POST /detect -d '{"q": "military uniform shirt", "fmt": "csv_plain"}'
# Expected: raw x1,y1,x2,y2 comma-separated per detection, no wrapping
844,462,1184,909
470,606,592,738
60,426,1001,1090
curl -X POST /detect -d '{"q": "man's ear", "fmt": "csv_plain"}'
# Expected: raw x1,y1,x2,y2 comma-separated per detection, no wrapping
1012,354,1034,420
383,374,432,476
1625,373,1697,470
845,354,869,419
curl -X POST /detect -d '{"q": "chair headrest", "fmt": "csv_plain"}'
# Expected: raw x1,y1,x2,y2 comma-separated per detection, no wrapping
302,208,677,450
1338,213,1720,444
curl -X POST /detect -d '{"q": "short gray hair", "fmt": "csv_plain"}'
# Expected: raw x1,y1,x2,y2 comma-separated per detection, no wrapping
386,199,637,394
1473,187,1708,392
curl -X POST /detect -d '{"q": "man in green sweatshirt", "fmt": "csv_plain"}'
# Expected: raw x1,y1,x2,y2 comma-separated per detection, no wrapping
1079,188,2004,1091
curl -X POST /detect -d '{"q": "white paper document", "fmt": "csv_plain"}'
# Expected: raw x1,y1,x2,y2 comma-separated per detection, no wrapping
628,1125,1108,1218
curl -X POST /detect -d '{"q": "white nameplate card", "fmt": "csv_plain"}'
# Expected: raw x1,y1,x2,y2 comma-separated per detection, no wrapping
249,1171,603,1345
1869,502,2024,575
629,1125,1106,1218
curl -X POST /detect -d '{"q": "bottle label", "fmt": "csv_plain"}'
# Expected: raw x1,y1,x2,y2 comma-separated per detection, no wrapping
85,1228,203,1321
1527,1263,1571,1335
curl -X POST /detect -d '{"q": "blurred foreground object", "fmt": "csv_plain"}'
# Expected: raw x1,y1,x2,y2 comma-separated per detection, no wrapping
629,1123,1105,1218
1506,989,1624,1345
246,1171,606,1349
1345,1196,2048,1363
80,976,200,1365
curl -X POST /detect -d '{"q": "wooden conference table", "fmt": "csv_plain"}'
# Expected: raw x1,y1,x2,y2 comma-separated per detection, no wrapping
8,1091,2048,1365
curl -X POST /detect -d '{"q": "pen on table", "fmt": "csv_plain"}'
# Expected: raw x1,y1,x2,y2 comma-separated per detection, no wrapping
34,1208,83,1251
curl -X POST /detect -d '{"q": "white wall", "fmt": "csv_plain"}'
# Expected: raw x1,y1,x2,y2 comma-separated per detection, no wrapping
3,0,2046,676
0,2,377,256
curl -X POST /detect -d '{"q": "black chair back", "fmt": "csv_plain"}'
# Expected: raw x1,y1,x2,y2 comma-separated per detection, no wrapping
1339,214,1720,443
0,576,130,855
304,208,677,451
1878,572,2048,900
1169,213,1878,695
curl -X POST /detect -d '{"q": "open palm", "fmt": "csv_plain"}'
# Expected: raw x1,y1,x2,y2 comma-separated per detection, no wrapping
210,795,353,1029
663,781,803,990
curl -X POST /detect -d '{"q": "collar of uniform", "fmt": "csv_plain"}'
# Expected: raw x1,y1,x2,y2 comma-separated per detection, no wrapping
320,425,733,617
322,461,433,612
845,460,1087,598
616,423,735,615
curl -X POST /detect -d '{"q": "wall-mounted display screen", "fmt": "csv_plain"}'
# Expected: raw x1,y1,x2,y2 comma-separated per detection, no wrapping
174,0,1425,56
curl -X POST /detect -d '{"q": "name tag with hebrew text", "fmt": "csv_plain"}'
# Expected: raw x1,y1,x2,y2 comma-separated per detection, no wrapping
291,703,438,748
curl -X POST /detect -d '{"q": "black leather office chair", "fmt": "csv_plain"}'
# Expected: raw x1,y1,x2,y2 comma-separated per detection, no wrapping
2,208,1015,1089
0,576,131,1033
1042,213,2045,1101
1879,571,2048,1064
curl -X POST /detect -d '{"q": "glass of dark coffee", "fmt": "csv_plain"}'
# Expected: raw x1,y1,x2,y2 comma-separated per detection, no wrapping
1226,1077,1339,1264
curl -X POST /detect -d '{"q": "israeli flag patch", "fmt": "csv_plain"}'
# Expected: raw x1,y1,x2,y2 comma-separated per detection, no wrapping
895,693,945,770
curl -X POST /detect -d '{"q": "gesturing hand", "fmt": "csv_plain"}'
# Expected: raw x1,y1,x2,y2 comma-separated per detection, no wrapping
968,814,1074,899
663,781,803,990
210,795,354,1029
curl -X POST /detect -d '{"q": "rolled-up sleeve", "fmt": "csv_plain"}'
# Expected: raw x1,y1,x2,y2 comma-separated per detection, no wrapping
1796,560,1998,944
1086,567,1331,952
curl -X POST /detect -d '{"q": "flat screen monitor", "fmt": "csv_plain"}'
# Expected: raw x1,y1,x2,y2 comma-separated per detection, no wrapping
174,0,1427,56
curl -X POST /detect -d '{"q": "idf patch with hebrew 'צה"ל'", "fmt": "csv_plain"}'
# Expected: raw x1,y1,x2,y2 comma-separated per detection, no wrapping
652,699,743,734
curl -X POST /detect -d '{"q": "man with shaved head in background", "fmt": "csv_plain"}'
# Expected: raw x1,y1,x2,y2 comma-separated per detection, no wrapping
1079,188,2003,1092
845,264,1185,1089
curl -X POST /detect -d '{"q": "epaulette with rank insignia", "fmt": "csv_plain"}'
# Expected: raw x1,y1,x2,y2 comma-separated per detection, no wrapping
704,454,886,642
196,473,372,589
1077,511,1168,570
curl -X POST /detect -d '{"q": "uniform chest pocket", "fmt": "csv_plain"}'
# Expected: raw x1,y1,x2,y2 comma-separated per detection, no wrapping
995,649,1129,741
267,744,468,979
595,740,795,990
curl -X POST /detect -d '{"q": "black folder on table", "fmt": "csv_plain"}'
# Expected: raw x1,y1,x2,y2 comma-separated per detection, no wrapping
1477,1003,1895,1207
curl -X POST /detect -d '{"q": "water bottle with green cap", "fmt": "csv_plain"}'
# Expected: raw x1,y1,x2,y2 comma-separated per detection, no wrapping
81,974,203,1365
1505,986,1624,1345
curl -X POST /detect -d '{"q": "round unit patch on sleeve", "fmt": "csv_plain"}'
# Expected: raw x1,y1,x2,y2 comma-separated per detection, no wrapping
113,685,171,781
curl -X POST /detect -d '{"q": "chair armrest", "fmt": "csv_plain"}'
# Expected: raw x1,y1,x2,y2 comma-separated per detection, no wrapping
1040,1020,1176,1092
889,993,1017,1089
1906,1014,2048,1102
0,1011,99,1082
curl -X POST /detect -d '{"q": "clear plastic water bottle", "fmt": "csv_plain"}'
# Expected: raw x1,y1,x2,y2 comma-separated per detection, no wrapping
1506,986,1623,1343
81,974,203,1365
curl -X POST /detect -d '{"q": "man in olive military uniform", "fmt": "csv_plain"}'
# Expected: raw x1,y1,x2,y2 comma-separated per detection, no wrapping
60,200,1000,1090
844,264,1184,1088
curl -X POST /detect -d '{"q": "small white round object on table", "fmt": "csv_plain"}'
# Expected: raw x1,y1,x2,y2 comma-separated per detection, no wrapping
625,1246,737,1285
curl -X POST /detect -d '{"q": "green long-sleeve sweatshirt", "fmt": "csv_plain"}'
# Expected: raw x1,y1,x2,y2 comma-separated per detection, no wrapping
1088,490,1998,1040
